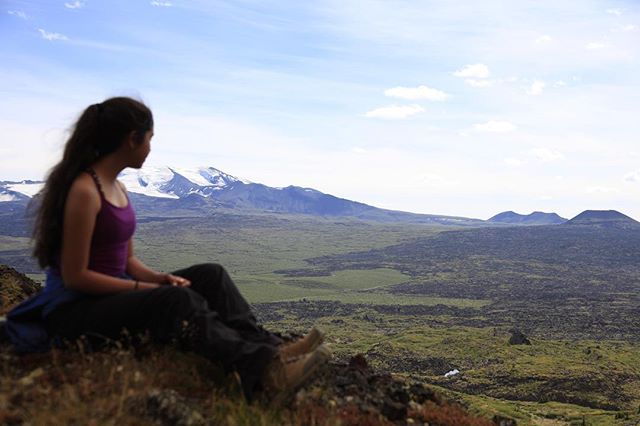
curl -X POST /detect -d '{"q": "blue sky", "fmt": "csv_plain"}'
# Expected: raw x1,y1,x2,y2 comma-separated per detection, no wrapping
1,0,639,219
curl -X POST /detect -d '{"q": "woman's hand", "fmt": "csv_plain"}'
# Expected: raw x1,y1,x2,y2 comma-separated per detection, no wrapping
161,273,191,287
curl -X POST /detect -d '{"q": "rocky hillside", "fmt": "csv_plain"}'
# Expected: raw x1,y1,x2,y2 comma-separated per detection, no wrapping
0,264,508,425
565,209,640,229
488,211,566,225
0,264,40,315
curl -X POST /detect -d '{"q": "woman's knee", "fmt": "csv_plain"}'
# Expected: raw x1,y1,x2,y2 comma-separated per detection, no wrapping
197,262,225,276
175,263,225,279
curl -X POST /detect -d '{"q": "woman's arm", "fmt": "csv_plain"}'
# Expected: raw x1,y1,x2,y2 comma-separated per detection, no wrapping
60,174,159,293
125,239,165,283
121,177,190,287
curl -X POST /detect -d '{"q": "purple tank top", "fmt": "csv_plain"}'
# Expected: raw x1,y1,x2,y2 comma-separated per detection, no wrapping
85,169,136,277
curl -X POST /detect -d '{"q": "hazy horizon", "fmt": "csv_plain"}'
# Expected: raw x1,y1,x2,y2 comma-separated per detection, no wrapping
1,0,639,220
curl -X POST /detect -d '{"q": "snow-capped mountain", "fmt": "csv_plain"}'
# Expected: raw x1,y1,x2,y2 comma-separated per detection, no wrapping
0,167,247,201
118,166,249,199
0,166,483,225
0,180,43,202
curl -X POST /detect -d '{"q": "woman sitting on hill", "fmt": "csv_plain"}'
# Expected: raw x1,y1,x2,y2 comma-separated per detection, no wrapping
6,96,329,401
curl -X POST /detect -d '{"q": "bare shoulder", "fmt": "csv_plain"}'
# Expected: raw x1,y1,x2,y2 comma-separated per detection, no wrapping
67,172,101,210
116,179,128,192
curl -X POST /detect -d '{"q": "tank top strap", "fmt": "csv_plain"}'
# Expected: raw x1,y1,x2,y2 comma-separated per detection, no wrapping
86,167,106,199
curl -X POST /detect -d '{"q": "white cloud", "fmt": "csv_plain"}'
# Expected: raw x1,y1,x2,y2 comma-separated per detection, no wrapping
64,1,84,9
625,170,640,182
622,24,638,32
586,185,620,194
364,104,425,120
151,1,172,6
474,120,516,133
504,157,525,167
535,35,552,44
454,63,490,79
553,80,566,87
585,42,606,50
529,148,563,162
465,79,493,88
527,80,545,96
606,8,623,16
8,10,28,19
384,85,449,101
419,173,447,187
38,29,69,41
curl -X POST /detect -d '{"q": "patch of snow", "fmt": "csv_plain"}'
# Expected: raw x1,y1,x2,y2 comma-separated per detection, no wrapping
0,193,17,202
119,167,179,199
6,182,44,197
199,166,249,185
186,189,207,197
173,167,213,187
444,369,460,378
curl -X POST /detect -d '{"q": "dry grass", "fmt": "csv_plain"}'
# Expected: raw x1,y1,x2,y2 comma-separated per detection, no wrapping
0,338,498,425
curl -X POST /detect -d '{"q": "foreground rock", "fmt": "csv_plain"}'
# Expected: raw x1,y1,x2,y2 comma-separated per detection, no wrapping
0,264,40,315
292,354,502,425
508,329,531,346
128,389,206,426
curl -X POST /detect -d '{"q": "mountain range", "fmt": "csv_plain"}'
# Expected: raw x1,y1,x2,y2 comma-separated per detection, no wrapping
0,166,482,225
1,166,637,228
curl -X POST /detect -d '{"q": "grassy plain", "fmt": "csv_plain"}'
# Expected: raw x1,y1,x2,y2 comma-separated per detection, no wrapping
2,212,639,424
127,214,640,424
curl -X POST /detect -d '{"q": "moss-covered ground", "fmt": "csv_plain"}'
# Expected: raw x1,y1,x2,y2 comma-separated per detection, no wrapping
2,212,639,424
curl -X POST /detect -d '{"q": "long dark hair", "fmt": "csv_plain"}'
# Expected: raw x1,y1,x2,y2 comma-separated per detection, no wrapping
32,96,153,269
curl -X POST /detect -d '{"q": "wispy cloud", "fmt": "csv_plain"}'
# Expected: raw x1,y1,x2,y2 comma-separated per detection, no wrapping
529,148,563,162
8,10,28,19
585,42,606,50
151,1,172,6
465,79,492,88
606,8,623,16
535,35,552,44
586,185,620,194
364,104,425,120
504,157,525,167
625,170,640,182
384,85,449,101
474,120,516,133
527,80,545,96
622,24,638,32
64,1,85,9
454,64,492,88
454,63,490,79
38,29,69,41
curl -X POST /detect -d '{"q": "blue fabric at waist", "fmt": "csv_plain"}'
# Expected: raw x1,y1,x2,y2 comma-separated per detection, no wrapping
41,269,133,316
39,269,84,317
6,269,132,353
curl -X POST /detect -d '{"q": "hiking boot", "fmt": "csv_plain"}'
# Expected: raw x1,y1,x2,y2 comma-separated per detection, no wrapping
262,344,331,403
278,327,325,360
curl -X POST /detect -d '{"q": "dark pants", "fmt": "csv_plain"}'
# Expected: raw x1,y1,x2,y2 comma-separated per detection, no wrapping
47,263,281,400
